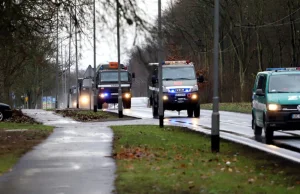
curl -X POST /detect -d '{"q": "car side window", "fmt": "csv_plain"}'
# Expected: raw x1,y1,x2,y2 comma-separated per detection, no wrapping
257,75,266,93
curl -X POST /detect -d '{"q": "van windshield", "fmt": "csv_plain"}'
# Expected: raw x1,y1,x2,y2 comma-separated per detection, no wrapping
269,74,300,93
162,66,196,80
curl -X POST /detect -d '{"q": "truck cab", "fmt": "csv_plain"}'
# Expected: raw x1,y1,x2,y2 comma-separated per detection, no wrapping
252,67,300,144
148,60,204,118
96,62,134,109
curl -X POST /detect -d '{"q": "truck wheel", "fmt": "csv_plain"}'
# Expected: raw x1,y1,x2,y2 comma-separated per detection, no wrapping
187,107,193,118
193,105,200,118
152,102,158,118
98,102,103,109
264,121,274,144
123,100,131,109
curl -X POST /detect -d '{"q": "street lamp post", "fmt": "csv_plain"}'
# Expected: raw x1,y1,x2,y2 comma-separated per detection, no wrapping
158,0,163,127
55,0,59,109
117,1,123,118
93,0,97,112
211,0,220,152
75,0,79,109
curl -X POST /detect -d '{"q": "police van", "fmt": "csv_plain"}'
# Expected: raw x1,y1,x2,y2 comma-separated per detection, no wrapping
252,67,300,144
148,60,204,118
96,62,134,109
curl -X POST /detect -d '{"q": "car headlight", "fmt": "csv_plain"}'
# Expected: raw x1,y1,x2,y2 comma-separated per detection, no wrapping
268,104,281,111
100,93,108,98
124,93,131,98
73,102,77,107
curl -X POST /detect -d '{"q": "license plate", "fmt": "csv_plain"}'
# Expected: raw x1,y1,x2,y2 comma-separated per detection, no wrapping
175,93,185,96
292,114,300,119
111,93,118,95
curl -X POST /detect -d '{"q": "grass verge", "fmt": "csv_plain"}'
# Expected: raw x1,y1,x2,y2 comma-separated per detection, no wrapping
112,125,300,194
201,102,252,114
55,109,137,122
0,122,53,175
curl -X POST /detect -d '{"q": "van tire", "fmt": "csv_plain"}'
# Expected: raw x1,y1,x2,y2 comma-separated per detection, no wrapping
253,117,262,136
187,107,193,118
264,120,274,144
98,102,103,109
152,101,158,118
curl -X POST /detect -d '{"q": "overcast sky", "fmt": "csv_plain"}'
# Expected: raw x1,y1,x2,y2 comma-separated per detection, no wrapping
65,0,171,71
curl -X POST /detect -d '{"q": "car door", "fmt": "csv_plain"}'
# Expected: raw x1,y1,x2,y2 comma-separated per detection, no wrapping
254,75,267,126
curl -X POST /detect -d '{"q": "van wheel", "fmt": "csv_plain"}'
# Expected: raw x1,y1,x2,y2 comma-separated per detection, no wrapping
253,117,262,136
264,121,274,144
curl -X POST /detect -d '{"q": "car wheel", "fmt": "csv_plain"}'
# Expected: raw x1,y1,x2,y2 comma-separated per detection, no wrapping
264,121,274,144
253,117,262,136
0,111,4,121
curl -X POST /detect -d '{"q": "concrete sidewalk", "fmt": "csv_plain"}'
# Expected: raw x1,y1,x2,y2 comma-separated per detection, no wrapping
0,110,116,194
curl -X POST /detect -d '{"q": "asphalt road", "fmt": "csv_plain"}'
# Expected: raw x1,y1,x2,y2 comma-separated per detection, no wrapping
107,97,300,162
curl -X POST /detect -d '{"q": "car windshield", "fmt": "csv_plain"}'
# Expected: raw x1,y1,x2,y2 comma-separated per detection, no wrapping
100,71,128,82
162,66,196,80
269,74,300,93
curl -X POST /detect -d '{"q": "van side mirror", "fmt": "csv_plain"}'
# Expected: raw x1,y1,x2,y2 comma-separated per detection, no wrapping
132,72,135,79
256,89,265,96
197,75,204,83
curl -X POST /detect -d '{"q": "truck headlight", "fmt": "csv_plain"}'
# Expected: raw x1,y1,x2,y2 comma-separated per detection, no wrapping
191,94,198,100
81,96,88,104
163,95,168,100
268,104,281,111
124,93,131,98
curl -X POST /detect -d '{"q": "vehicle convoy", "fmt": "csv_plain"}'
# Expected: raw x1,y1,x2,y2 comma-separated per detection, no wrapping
252,67,300,144
0,102,12,121
96,62,134,109
148,60,204,118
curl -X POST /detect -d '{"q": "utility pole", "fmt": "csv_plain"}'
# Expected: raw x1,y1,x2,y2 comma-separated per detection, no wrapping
67,8,72,109
55,0,59,109
117,1,123,118
75,0,79,109
93,0,97,112
158,0,163,127
211,0,220,152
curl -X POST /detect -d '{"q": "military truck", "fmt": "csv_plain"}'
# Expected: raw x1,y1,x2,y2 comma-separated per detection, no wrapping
96,62,135,109
148,60,204,118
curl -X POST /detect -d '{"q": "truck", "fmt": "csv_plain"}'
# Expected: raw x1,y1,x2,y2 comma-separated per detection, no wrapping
96,62,135,109
148,60,204,118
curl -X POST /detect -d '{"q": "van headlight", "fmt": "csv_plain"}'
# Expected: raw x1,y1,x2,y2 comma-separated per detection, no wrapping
268,104,281,111
124,93,131,98
81,96,89,104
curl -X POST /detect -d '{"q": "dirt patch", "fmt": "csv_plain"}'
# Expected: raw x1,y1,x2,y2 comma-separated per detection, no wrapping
0,129,50,156
5,109,38,124
55,109,138,122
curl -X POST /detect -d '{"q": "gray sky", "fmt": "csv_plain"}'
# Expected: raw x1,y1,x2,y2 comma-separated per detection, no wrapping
71,0,171,71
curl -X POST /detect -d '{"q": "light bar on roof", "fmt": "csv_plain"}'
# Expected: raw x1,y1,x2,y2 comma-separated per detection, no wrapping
266,67,300,71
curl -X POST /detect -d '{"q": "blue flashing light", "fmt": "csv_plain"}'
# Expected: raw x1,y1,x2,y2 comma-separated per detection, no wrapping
169,89,176,93
184,89,190,92
104,93,109,97
266,68,286,71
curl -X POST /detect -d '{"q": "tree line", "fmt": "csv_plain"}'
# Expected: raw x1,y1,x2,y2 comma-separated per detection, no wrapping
0,0,145,108
129,0,300,103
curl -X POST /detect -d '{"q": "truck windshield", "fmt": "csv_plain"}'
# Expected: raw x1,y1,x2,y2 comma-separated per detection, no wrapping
100,71,128,82
269,74,300,93
162,66,196,80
